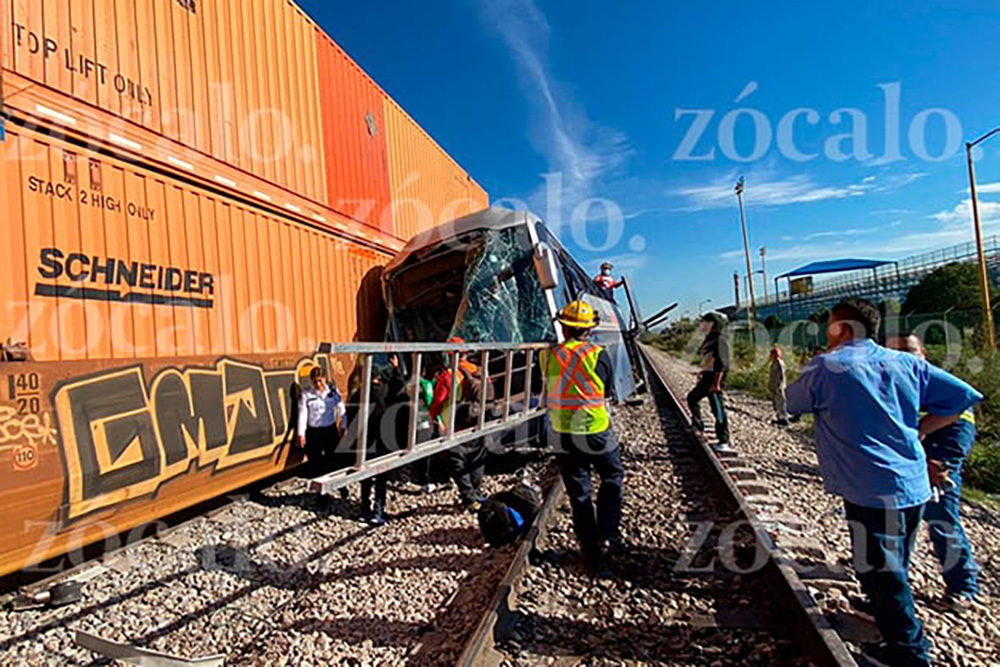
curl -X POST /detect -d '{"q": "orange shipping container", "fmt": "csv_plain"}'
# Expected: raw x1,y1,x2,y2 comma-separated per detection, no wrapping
0,121,389,362
0,0,488,241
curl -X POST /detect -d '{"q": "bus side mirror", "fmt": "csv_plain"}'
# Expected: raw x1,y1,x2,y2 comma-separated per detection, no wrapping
533,242,560,291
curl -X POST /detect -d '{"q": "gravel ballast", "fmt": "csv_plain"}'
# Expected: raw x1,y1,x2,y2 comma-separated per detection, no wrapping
0,470,534,666
498,372,811,666
646,346,1000,667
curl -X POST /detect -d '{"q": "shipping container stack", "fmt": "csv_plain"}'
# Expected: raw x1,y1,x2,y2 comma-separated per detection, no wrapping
0,0,489,361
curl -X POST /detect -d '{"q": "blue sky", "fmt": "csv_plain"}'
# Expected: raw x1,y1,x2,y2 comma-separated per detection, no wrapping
297,0,1000,318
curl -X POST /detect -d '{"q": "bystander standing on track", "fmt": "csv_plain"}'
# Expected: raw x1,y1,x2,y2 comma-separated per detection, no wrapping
885,333,982,614
687,313,733,452
769,345,791,426
786,298,982,667
297,365,349,499
545,300,625,572
345,354,408,526
431,337,490,512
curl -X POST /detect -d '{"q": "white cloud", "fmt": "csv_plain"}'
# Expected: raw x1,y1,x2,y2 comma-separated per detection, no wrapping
671,166,928,213
931,198,1000,225
802,221,901,241
479,0,632,225
672,172,871,212
975,182,1000,194
584,252,649,275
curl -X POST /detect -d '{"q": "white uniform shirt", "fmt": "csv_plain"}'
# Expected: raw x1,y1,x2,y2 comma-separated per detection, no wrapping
297,385,346,437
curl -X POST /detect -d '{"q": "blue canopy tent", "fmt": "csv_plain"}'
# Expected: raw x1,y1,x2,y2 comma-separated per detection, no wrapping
774,258,898,319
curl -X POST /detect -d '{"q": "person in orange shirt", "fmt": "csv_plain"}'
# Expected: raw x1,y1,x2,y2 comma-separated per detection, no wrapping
430,337,491,511
593,262,623,300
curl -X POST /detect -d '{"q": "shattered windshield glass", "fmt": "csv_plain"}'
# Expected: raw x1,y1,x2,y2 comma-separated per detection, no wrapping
449,226,555,343
385,225,555,344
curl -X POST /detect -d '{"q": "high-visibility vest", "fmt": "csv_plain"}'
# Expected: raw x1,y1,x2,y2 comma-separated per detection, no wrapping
546,340,610,435
920,409,976,426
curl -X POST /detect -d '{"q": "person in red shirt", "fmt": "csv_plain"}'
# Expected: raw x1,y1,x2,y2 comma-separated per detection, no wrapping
593,262,623,300
431,337,491,511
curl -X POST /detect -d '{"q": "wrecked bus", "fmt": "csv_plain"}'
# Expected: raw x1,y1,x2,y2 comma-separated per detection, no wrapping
382,207,642,404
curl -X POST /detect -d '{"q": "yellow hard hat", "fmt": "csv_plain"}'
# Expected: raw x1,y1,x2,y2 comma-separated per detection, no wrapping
558,301,598,329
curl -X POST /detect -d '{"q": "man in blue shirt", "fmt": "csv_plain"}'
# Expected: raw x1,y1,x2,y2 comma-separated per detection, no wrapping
787,298,982,667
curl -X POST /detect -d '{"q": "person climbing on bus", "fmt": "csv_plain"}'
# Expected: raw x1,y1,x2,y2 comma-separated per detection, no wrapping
297,365,349,499
431,337,491,512
545,301,624,574
593,262,623,301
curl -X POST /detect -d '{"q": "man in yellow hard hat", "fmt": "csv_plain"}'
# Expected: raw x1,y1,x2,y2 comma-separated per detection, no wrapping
545,300,624,572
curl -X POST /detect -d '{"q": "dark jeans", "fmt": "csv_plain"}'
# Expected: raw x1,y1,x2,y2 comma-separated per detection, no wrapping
361,476,388,516
844,501,931,667
445,439,486,505
304,425,340,474
925,458,980,598
686,374,730,443
554,430,624,561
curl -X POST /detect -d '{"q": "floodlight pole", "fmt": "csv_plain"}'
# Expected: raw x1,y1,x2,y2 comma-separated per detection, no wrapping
736,178,757,345
760,246,769,304
966,130,999,350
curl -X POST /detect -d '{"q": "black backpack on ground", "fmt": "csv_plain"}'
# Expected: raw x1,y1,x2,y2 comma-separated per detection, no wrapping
477,483,543,547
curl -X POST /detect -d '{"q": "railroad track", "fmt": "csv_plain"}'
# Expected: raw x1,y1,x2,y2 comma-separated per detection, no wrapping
456,345,858,667
1,344,861,666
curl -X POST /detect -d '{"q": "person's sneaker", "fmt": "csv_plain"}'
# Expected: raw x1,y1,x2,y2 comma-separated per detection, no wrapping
847,595,877,624
860,643,900,667
367,512,387,527
936,593,975,615
422,484,437,494
603,537,627,558
712,442,736,453
772,418,790,427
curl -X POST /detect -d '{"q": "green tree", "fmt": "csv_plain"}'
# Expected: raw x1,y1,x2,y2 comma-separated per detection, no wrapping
903,262,996,315
808,307,830,324
764,314,784,330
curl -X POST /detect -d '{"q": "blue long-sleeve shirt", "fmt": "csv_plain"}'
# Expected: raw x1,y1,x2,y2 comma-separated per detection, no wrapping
786,339,983,509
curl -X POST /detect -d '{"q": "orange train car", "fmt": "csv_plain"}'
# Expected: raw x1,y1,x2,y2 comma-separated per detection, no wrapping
0,0,488,241
0,121,389,579
0,1,490,578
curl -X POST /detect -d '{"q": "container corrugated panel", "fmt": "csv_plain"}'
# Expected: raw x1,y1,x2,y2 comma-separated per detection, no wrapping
384,99,490,242
0,122,389,362
2,0,328,204
2,0,486,243
315,32,393,234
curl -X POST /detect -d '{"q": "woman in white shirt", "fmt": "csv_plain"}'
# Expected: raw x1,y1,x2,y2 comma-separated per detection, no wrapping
297,366,346,481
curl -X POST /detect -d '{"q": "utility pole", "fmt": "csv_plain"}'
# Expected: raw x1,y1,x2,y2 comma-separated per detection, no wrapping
736,177,757,344
760,246,769,303
966,132,999,350
734,271,741,311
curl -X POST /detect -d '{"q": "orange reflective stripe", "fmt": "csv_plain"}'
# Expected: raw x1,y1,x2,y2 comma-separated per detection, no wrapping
552,343,601,402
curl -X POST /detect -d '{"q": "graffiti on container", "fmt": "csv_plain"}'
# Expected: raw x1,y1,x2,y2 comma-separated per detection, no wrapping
0,407,59,449
52,356,327,524
11,24,155,107
176,0,197,13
